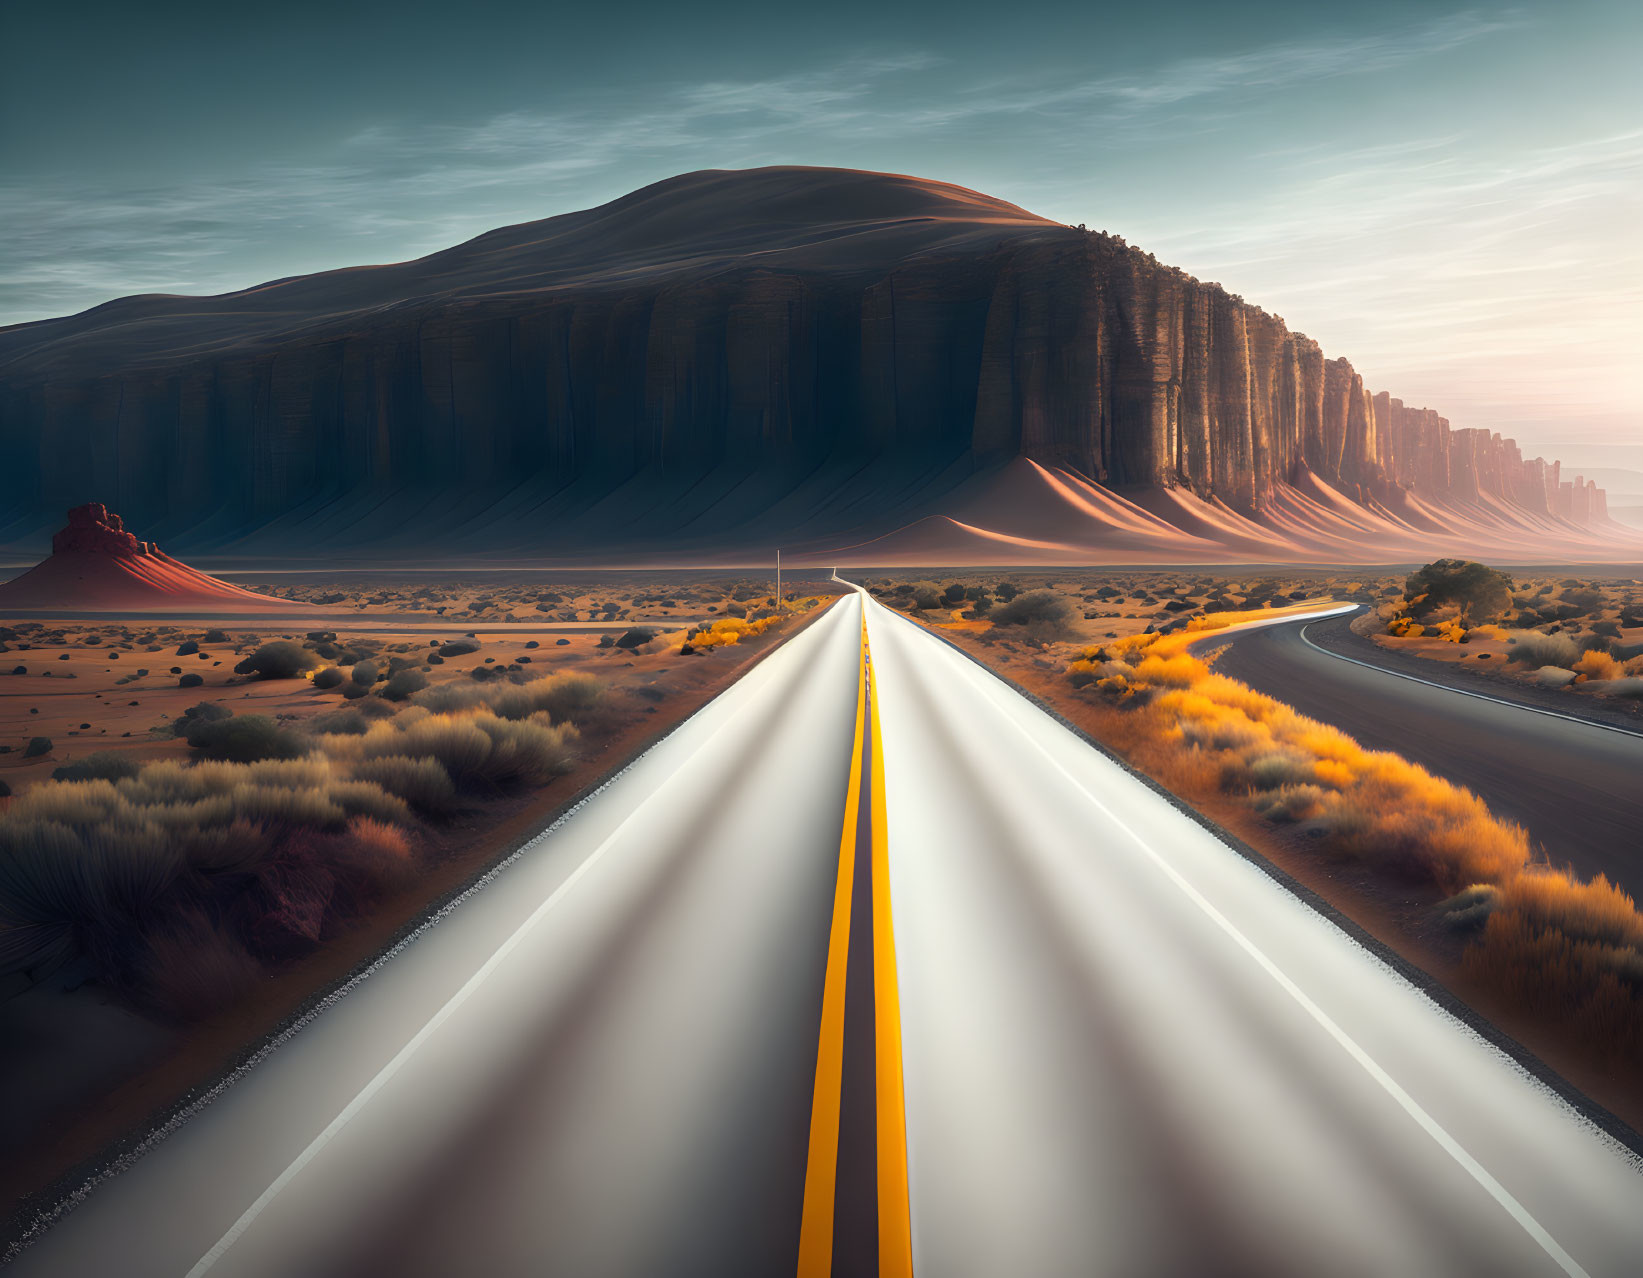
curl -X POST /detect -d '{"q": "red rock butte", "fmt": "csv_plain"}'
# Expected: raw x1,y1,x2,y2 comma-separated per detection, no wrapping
0,505,307,613
0,166,1636,565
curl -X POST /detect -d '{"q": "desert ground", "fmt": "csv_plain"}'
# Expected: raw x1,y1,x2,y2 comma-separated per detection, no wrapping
0,571,842,1218
5,557,1642,1237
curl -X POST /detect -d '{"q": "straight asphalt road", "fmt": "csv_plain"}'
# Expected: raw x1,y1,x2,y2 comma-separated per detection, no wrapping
8,589,1643,1276
1207,613,1643,888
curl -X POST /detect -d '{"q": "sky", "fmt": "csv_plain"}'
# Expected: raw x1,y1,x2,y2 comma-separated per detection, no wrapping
2,0,1638,466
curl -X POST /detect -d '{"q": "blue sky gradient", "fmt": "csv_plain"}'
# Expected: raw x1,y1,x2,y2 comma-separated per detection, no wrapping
2,0,1636,460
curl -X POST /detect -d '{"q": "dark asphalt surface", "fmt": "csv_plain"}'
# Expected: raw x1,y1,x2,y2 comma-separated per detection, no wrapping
1209,614,1643,890
14,593,1643,1276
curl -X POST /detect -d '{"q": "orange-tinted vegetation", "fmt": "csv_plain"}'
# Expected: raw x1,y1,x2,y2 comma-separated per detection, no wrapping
869,568,1643,1116
1071,622,1643,1072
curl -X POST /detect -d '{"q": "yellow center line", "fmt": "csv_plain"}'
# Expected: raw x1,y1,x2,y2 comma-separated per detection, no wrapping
796,619,869,1277
867,628,914,1277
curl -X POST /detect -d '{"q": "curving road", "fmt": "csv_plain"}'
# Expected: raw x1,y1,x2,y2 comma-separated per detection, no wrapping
9,589,1643,1276
1207,611,1643,889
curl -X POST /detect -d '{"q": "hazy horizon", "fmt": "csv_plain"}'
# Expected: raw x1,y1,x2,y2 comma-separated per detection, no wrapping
3,0,1636,463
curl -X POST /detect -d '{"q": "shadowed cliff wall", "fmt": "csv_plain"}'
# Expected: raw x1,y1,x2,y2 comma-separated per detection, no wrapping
0,230,1593,549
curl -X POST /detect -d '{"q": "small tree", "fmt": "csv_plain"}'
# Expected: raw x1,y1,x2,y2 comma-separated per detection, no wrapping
1403,559,1513,624
234,641,320,680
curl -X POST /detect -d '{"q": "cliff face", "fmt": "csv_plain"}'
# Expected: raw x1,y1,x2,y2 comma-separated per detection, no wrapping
0,167,1612,556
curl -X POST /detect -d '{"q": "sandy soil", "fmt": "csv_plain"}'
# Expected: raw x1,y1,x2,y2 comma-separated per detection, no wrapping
0,572,843,1221
1357,567,1643,705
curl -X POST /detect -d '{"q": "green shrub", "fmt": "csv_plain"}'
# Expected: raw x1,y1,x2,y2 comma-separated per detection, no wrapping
51,752,142,784
991,590,1076,639
23,737,52,758
312,666,345,690
184,713,309,763
615,628,656,650
309,707,370,736
350,659,379,687
438,639,480,658
234,641,320,680
1403,561,1516,623
381,669,428,701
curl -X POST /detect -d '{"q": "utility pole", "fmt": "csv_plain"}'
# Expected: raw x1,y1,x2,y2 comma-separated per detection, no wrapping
776,548,781,606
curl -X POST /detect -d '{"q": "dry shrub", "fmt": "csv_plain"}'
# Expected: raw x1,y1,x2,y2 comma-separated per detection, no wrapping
381,668,428,700
1251,784,1327,823
1075,627,1643,1072
139,909,265,1022
415,670,603,722
309,707,371,735
327,780,414,827
331,817,416,896
1464,912,1643,1063
990,589,1076,640
1506,631,1581,666
1494,872,1643,950
234,641,320,680
347,755,458,814
1574,650,1623,681
1246,751,1319,789
0,669,594,1013
184,713,309,762
51,751,143,784
529,672,603,722
0,749,421,995
331,710,578,790
1439,883,1500,930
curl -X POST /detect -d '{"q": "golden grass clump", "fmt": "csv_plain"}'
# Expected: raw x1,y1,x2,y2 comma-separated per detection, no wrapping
325,709,579,790
412,670,603,724
1073,627,1643,1067
687,614,781,650
1574,650,1623,681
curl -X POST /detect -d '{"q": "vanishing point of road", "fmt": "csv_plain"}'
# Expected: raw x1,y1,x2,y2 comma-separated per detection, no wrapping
10,588,1643,1277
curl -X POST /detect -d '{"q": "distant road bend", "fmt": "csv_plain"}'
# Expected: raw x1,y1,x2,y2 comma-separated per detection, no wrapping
11,589,1643,1276
1207,609,1643,889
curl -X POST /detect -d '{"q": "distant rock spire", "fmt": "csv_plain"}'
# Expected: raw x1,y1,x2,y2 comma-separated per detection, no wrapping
50,503,150,558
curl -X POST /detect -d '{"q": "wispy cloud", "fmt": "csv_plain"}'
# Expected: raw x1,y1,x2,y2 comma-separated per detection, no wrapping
3,7,1628,452
1129,126,1643,442
0,14,1522,324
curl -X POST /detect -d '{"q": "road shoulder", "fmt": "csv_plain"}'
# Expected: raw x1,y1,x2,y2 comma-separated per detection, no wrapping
1304,612,1643,736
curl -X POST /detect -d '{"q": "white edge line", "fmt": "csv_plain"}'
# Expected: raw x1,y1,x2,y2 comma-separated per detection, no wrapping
1287,610,1643,741
187,596,859,1276
866,596,1593,1278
